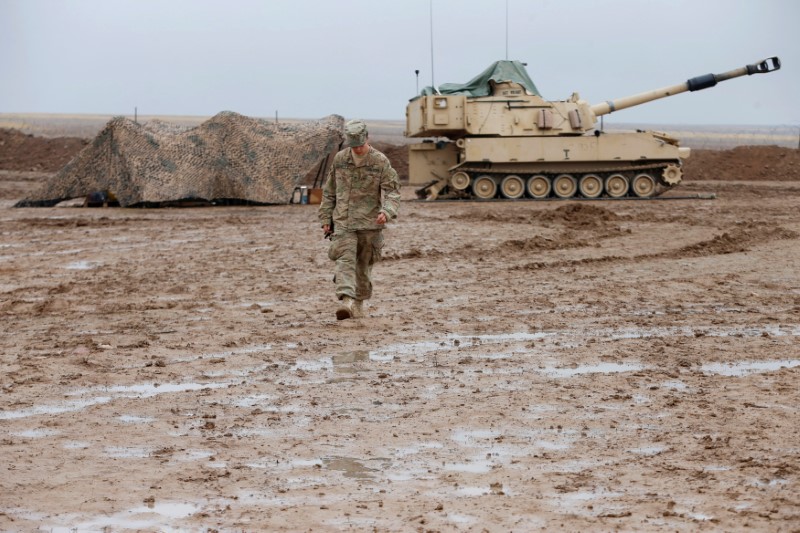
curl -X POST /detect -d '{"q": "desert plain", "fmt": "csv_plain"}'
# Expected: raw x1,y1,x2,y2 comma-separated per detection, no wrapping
0,121,799,531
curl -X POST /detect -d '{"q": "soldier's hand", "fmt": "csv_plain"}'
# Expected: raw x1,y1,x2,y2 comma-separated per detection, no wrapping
322,224,331,237
376,212,387,225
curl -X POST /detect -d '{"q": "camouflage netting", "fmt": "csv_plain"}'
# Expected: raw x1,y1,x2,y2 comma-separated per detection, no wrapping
14,111,345,207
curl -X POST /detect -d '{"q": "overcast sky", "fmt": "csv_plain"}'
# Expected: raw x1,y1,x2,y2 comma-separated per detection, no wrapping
1,0,797,125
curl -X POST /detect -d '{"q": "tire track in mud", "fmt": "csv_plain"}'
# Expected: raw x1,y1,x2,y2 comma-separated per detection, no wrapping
385,204,625,261
386,202,798,270
512,222,798,271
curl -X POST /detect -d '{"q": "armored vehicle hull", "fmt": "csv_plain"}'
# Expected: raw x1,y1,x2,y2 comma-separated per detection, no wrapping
406,58,780,200
410,131,687,200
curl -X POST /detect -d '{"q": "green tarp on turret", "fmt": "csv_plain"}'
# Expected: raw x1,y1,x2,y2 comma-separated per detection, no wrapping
418,60,541,98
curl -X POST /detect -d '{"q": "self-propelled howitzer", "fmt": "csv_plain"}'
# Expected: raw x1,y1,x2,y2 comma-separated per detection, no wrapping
406,57,781,200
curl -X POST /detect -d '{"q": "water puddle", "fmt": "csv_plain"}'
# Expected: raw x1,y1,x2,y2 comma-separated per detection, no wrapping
68,501,200,531
476,352,514,360
118,414,155,424
331,350,370,373
234,427,284,438
368,333,549,361
208,326,800,388
171,344,273,365
701,359,800,376
443,460,493,474
539,362,643,378
309,325,797,378
753,478,789,487
11,428,60,438
628,446,666,456
703,465,731,472
63,441,90,449
370,341,441,360
447,513,478,525
322,456,388,479
64,260,101,270
661,380,688,391
323,456,374,479
392,441,444,457
459,332,551,343
72,381,230,398
174,449,215,461
385,465,432,482
290,458,323,468
558,488,624,501
294,357,332,372
606,324,800,340
0,381,230,420
454,486,490,497
534,440,572,451
104,446,152,458
451,429,501,446
0,396,112,420
232,394,275,408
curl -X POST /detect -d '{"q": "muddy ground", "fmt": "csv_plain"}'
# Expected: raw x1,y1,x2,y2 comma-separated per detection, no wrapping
0,133,799,531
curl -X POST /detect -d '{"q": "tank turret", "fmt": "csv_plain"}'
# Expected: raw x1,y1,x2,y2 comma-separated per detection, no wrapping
406,57,781,200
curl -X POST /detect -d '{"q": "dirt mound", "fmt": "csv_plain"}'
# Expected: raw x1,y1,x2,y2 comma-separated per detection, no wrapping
0,128,88,172
371,141,409,182
683,145,800,181
539,203,622,227
673,222,798,258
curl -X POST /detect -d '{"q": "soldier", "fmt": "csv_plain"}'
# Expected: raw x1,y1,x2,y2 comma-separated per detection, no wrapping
319,119,401,320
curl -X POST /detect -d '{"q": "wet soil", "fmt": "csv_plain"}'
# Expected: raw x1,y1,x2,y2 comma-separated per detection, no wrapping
0,133,799,531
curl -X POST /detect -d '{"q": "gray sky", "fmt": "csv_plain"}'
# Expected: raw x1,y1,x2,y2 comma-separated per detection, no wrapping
1,0,797,125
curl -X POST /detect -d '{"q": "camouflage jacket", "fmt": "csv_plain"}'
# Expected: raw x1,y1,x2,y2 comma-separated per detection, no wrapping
318,146,401,232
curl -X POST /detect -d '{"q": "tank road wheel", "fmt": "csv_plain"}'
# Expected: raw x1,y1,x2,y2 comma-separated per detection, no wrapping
662,164,683,185
500,175,525,199
579,174,603,198
605,174,629,198
472,175,497,200
632,173,657,197
553,174,577,198
450,171,471,191
527,175,551,199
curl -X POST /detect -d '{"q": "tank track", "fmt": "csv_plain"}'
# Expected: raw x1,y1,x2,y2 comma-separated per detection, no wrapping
417,161,678,200
456,161,669,176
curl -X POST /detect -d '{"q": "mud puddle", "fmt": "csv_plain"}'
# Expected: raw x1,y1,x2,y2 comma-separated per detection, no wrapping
48,501,201,532
701,359,800,376
0,381,231,420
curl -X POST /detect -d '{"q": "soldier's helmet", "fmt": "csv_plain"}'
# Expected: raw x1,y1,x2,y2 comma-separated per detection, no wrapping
345,119,368,147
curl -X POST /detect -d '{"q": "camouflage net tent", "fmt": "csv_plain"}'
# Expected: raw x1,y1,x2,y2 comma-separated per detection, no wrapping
15,112,344,207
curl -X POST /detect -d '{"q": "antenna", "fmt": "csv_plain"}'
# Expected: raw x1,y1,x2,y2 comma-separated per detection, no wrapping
415,69,420,94
505,0,509,60
430,0,435,92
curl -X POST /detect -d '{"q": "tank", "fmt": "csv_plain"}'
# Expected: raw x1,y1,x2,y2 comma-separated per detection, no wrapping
406,57,781,200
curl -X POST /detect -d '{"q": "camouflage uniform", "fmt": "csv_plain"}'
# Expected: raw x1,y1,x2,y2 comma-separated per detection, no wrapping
318,122,400,311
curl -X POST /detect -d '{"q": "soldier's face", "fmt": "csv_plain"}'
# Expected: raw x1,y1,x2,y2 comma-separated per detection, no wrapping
351,142,369,156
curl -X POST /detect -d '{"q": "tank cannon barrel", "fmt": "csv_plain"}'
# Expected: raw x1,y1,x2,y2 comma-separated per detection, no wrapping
590,56,780,117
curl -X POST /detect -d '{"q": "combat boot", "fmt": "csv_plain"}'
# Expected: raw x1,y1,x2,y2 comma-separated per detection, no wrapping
336,296,355,320
352,299,365,319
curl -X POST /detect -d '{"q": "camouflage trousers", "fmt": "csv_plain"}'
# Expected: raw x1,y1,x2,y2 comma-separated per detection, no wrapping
327,230,384,301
